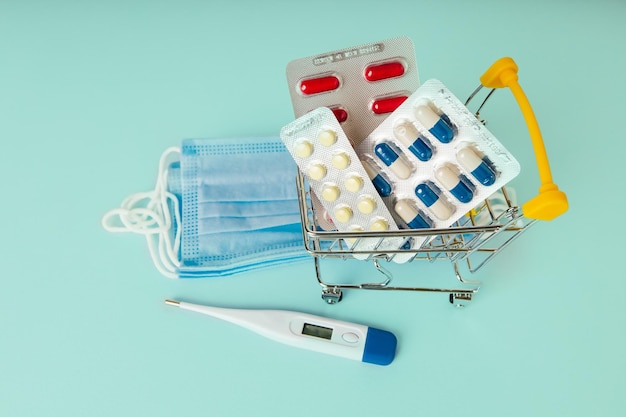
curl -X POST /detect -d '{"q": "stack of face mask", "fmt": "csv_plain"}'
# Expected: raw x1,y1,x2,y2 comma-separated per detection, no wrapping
176,137,308,276
103,137,308,278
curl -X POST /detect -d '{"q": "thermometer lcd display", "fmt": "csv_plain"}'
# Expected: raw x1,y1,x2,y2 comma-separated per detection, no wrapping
302,323,333,340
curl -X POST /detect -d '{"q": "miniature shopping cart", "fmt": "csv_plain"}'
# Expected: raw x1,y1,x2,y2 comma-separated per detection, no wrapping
295,58,569,306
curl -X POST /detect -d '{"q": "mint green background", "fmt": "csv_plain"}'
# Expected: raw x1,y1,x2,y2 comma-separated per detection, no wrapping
2,1,625,416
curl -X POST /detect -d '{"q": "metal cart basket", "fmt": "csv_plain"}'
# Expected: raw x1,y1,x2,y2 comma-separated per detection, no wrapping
295,57,568,306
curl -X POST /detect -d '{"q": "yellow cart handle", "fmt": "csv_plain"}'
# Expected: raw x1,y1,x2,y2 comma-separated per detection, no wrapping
480,57,568,221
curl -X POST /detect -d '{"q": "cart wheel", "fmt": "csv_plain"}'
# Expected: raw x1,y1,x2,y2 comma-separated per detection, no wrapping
321,288,343,304
449,292,472,307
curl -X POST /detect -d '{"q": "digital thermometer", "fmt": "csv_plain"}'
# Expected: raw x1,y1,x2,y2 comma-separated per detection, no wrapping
165,300,397,366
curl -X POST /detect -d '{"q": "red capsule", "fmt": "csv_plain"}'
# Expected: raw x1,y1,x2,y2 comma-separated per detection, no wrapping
298,75,340,95
330,107,348,123
364,61,406,82
371,95,408,114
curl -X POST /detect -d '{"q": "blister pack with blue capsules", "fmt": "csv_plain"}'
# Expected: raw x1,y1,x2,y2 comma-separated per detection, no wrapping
356,79,521,248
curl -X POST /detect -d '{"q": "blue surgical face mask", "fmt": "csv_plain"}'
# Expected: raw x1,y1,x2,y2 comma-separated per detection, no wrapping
102,138,309,278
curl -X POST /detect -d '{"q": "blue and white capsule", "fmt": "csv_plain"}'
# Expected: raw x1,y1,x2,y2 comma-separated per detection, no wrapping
374,142,412,180
415,183,453,220
434,165,473,203
394,200,431,229
456,147,497,186
392,121,432,161
362,160,392,197
415,104,454,143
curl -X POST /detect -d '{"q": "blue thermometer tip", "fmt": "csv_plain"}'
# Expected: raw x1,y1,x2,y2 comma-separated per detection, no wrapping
362,327,397,366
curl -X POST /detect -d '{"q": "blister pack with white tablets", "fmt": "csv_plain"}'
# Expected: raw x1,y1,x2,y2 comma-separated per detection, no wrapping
280,107,406,256
356,79,521,246
286,37,419,146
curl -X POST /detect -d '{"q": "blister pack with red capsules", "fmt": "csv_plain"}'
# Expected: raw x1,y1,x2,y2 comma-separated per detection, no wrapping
286,37,419,147
356,79,522,249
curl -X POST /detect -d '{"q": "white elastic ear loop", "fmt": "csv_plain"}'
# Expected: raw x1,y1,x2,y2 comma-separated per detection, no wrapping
102,147,182,278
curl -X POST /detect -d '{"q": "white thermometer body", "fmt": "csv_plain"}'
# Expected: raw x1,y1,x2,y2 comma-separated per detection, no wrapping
166,300,396,366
